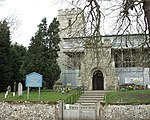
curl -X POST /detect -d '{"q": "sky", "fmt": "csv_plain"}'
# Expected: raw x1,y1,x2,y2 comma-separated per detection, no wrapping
0,0,67,47
0,0,142,47
0,0,120,47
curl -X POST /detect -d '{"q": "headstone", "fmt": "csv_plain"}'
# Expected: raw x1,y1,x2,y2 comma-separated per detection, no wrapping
13,82,17,97
12,92,15,97
7,86,11,94
18,83,23,96
5,94,7,98
6,91,8,95
148,84,150,89
13,82,17,92
5,91,8,98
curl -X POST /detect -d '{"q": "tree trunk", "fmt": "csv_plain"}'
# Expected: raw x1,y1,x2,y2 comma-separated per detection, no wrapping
143,0,150,40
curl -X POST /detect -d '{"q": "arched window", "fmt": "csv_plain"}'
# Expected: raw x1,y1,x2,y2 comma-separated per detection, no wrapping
68,19,72,36
68,19,71,26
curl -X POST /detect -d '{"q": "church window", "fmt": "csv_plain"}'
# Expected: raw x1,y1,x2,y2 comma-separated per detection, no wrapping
68,19,71,26
68,19,72,36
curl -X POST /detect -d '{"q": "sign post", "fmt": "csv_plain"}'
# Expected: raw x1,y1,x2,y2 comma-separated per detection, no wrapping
38,87,40,100
27,87,29,99
25,72,43,100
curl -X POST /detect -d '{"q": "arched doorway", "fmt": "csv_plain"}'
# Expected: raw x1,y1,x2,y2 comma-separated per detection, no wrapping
93,70,104,90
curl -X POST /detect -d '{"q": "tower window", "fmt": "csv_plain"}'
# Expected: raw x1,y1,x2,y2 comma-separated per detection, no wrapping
68,19,72,36
68,19,71,26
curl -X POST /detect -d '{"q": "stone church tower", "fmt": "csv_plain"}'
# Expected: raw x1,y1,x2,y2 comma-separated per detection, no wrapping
57,8,118,90
80,38,118,90
58,8,85,38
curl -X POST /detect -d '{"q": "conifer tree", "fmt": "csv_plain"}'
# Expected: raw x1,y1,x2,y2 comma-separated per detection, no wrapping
0,20,12,91
23,17,61,88
10,43,27,86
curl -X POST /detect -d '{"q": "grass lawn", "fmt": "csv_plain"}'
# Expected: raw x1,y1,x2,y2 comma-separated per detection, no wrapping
0,90,76,104
1,89,149,105
105,90,150,105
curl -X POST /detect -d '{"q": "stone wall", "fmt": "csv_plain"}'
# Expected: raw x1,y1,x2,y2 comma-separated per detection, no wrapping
100,105,150,120
58,8,85,38
0,102,58,120
81,39,118,90
0,102,149,120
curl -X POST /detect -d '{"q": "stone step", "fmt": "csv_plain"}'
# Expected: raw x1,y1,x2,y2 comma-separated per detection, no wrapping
79,96,104,100
84,91,105,94
83,94,105,96
83,93,104,96
80,95,104,98
76,99,103,103
76,90,105,103
84,90,105,93
84,90,105,92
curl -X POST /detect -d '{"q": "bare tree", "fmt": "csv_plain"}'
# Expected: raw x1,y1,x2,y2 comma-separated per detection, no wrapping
121,0,150,38
0,12,21,42
56,0,150,88
0,0,6,6
115,0,150,69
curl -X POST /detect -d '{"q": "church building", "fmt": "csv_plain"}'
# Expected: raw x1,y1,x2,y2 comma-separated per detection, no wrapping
57,8,150,90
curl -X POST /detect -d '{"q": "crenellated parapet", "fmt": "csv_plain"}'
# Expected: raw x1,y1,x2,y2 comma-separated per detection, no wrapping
58,8,82,16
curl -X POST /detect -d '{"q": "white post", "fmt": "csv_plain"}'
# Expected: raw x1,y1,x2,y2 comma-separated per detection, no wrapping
58,100,63,120
96,100,100,120
27,87,29,99
38,87,40,100
78,103,80,120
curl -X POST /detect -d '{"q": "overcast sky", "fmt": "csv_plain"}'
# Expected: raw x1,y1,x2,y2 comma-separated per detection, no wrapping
0,0,119,47
0,0,139,47
0,0,68,47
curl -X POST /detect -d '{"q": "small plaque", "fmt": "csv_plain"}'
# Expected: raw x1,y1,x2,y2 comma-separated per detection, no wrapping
66,104,70,109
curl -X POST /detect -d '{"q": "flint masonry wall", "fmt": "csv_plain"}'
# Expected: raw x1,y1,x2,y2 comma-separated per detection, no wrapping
0,102,149,120
100,105,150,120
0,102,58,120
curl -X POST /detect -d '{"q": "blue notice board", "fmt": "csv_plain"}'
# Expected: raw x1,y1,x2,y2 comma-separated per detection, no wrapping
26,72,43,87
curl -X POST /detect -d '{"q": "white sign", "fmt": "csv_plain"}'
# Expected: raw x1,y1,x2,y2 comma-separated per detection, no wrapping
125,77,131,84
125,77,143,84
66,104,70,109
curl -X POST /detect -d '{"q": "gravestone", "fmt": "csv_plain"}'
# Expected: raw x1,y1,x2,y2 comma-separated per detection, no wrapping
12,92,15,97
13,82,17,96
5,91,8,98
6,86,11,97
18,83,23,96
13,82,17,92
7,86,11,94
148,85,150,89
